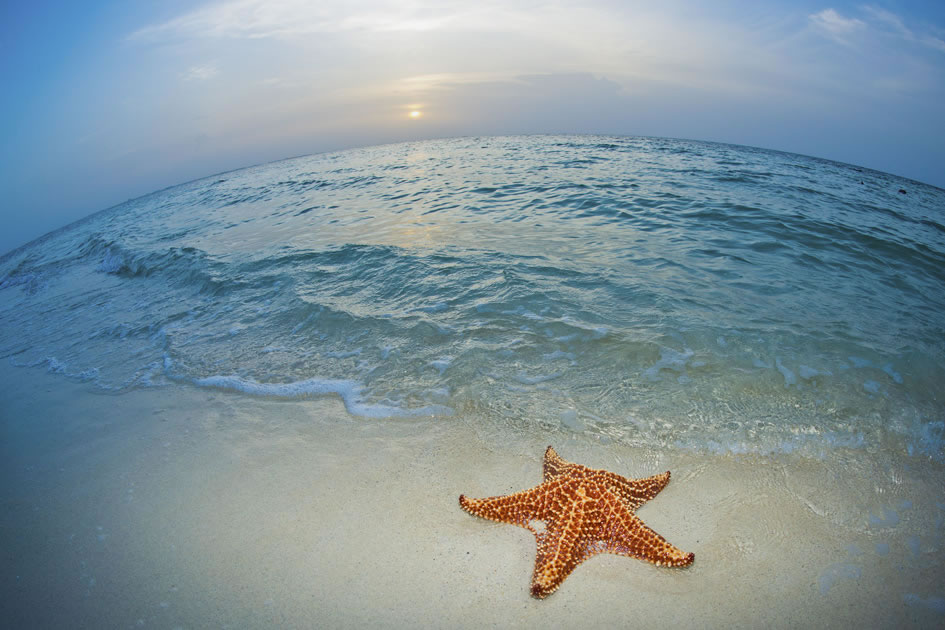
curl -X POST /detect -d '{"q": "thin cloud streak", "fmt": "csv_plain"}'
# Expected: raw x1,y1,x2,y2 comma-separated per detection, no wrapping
182,63,219,81
864,5,945,53
130,0,460,41
809,5,945,53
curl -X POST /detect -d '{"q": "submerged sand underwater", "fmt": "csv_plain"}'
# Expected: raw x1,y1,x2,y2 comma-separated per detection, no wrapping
2,360,943,628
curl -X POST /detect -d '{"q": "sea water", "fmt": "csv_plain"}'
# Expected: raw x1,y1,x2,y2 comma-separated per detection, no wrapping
1,135,943,459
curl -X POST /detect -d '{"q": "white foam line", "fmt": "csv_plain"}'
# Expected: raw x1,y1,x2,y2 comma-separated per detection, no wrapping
193,374,452,418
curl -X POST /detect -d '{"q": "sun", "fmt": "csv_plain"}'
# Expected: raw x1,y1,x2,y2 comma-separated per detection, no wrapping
409,110,422,119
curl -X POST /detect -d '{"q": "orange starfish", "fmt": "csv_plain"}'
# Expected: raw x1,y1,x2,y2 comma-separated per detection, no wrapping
459,446,694,598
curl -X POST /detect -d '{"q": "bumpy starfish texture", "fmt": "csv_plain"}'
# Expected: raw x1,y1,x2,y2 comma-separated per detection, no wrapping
459,446,694,598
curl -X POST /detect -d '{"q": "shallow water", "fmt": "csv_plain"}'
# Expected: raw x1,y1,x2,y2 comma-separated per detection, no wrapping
2,135,943,457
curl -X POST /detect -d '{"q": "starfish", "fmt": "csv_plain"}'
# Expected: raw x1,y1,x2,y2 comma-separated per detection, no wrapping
459,446,694,598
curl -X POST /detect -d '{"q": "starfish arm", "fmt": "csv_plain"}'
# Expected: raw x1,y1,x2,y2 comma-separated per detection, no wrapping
530,486,595,598
459,486,547,529
542,445,569,481
602,505,694,568
597,469,671,511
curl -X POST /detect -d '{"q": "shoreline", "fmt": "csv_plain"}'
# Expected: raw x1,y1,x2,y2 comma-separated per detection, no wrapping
1,361,943,627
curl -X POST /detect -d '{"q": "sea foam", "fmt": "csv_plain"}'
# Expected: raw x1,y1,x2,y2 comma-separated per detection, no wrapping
194,374,453,418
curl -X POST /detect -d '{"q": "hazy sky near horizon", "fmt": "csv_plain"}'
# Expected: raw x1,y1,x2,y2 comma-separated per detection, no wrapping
2,0,944,255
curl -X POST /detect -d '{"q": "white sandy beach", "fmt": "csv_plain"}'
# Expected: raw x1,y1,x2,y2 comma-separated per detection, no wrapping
2,360,943,628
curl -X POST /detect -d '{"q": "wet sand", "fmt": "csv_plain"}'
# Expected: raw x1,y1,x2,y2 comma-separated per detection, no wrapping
1,361,943,628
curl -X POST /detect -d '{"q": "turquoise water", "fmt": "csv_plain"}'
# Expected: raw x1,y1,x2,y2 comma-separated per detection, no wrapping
2,135,943,457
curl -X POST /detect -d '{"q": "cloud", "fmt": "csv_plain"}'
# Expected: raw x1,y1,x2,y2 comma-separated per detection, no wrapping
864,6,912,38
809,8,865,41
130,0,456,41
182,63,219,81
413,72,629,134
128,1,784,101
924,36,945,53
865,5,945,54
131,0,336,40
810,6,945,54
50,3,945,197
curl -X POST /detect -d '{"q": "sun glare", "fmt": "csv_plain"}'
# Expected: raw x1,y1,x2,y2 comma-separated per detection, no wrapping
409,110,422,119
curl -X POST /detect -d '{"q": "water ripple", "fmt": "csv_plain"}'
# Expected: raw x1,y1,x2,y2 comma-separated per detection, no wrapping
1,135,943,457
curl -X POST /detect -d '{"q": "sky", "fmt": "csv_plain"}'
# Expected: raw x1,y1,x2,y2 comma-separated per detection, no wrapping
2,1,944,256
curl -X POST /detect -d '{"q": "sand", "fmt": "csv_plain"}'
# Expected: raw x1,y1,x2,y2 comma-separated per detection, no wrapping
1,360,943,628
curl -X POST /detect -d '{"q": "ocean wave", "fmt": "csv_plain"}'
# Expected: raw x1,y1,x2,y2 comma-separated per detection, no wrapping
1,135,943,458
